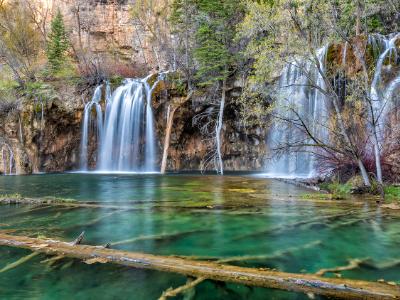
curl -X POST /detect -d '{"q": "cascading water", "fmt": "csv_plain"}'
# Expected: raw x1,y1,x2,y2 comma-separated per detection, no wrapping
369,33,400,144
266,33,400,178
1,143,14,175
80,85,103,170
265,47,329,178
80,74,161,173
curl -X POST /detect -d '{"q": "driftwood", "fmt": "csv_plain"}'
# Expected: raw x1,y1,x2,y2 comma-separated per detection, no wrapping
0,252,39,273
315,258,369,276
159,277,205,300
0,233,399,299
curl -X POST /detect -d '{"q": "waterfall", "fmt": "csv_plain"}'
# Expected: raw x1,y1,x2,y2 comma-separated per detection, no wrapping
369,33,400,144
266,34,400,178
342,41,348,66
1,143,14,175
98,76,158,172
80,85,103,170
265,46,329,178
79,74,161,173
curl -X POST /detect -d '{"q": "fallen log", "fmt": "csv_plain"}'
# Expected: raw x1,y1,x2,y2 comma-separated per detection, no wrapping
0,233,399,299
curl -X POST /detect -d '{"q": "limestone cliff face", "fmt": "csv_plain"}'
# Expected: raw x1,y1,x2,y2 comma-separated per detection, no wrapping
0,84,84,174
56,0,164,70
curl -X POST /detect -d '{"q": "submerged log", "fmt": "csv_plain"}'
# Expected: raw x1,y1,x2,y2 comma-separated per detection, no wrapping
159,277,205,300
0,252,39,273
0,233,399,299
315,258,369,276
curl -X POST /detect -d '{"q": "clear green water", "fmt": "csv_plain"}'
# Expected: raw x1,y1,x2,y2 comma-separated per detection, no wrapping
0,174,399,299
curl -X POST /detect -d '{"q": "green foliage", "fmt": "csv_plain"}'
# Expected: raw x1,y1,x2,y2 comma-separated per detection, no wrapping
191,0,242,87
47,10,69,73
23,81,56,101
384,186,400,202
0,79,19,93
0,1,41,83
320,182,352,199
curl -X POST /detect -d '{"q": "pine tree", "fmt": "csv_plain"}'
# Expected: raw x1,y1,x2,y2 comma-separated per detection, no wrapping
47,10,69,72
194,0,239,86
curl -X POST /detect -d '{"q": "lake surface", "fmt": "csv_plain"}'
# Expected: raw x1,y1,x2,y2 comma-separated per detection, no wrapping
0,173,399,299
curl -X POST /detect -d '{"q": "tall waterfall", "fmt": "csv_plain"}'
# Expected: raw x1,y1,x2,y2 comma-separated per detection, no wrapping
265,47,329,178
80,75,160,173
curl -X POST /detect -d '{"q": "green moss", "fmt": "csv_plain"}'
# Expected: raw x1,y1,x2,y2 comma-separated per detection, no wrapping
300,193,332,200
109,75,124,88
0,193,22,200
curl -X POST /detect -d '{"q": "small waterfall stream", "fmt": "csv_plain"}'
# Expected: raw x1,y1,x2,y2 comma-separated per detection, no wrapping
1,143,14,175
80,75,160,173
80,85,103,170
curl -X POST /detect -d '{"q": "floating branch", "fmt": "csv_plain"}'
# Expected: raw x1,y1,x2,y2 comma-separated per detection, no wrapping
0,252,39,273
159,277,205,300
315,258,369,276
0,233,398,299
218,240,322,264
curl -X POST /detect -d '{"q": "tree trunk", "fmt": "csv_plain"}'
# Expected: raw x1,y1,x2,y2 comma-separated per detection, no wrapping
372,129,383,184
161,105,177,174
0,233,398,300
358,158,371,186
352,43,384,186
215,80,226,175
312,49,371,187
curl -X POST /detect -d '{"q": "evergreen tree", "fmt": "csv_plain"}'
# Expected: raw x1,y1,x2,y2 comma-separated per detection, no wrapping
194,0,239,86
47,10,69,72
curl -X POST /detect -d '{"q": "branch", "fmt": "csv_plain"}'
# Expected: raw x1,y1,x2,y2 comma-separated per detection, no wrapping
159,277,205,300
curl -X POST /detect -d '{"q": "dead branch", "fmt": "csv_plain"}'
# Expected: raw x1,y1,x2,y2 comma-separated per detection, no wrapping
0,252,39,273
159,277,206,300
315,258,369,276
